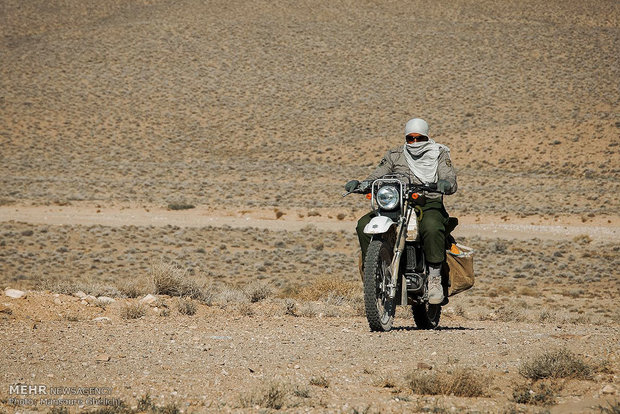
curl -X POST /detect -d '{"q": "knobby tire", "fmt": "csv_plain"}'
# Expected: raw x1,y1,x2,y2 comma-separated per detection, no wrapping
363,238,395,332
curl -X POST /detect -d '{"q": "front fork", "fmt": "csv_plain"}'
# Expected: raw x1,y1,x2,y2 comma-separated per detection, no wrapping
388,205,413,299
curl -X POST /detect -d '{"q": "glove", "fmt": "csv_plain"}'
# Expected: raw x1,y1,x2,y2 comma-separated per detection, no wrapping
344,180,360,193
358,180,372,192
437,179,452,194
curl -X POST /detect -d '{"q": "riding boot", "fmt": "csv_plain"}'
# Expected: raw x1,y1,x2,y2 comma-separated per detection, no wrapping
427,263,444,305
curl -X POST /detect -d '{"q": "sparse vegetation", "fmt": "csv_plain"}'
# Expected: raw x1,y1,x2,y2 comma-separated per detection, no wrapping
309,375,330,388
512,381,558,406
239,382,287,410
176,298,197,315
237,302,254,316
597,401,620,414
119,281,149,299
292,386,311,399
295,276,358,302
374,375,398,389
283,298,297,316
519,349,594,380
167,203,195,211
216,287,248,306
573,234,593,244
405,369,486,397
150,261,205,300
244,280,273,303
120,302,147,319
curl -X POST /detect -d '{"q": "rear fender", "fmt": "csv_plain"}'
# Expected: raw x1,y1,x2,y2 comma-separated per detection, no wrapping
363,216,395,235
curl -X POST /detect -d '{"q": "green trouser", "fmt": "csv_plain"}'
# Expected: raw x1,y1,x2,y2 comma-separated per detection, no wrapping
356,199,451,265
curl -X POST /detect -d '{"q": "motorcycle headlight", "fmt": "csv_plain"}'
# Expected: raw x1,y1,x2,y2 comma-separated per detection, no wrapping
376,186,400,210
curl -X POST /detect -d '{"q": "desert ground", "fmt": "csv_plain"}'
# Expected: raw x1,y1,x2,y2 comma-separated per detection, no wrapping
1,0,619,412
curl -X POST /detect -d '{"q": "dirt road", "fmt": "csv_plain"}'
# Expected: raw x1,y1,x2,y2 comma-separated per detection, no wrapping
1,205,618,242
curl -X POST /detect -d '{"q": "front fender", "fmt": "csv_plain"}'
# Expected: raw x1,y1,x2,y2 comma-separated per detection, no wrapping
363,216,396,235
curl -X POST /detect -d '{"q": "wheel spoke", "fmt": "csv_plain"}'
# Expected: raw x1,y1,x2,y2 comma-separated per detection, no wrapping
363,239,395,332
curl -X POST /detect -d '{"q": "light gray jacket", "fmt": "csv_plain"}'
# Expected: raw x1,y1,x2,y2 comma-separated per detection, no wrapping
364,146,457,199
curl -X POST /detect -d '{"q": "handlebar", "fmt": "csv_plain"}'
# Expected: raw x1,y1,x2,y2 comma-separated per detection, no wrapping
343,181,445,197
406,183,444,195
342,188,369,197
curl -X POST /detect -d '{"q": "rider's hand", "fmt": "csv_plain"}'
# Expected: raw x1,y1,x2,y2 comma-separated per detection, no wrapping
344,180,360,193
358,180,371,192
437,180,452,193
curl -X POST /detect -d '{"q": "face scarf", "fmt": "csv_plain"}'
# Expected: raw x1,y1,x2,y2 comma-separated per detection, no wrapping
403,139,446,184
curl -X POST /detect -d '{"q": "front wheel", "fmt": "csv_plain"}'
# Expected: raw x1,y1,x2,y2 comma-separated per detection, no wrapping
363,238,396,331
412,302,441,329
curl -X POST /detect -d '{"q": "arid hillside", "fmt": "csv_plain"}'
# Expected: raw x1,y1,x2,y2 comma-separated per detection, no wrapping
1,0,618,218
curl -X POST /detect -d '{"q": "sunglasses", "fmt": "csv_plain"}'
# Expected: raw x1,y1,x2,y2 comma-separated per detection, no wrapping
406,135,428,143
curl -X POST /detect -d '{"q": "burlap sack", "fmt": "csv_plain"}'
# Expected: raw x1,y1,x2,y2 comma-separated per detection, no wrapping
444,244,475,296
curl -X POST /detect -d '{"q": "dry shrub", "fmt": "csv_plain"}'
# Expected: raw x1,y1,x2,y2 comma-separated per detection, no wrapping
453,304,467,318
562,288,584,298
237,302,255,317
216,287,248,306
405,369,486,397
295,276,358,302
283,299,297,316
518,286,537,297
38,278,76,295
120,302,147,320
405,370,441,395
573,234,592,244
297,302,320,318
309,376,330,388
538,309,557,323
292,386,310,398
512,381,558,406
495,307,526,322
177,298,196,316
519,349,593,380
119,280,151,299
239,382,287,409
150,261,205,300
167,202,195,210
244,281,273,303
374,375,397,389
41,279,122,298
597,401,620,414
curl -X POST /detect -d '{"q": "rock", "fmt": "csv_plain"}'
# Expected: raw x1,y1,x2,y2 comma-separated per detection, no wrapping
54,298,62,305
74,291,87,299
96,354,111,362
5,289,26,299
601,384,616,395
140,294,158,305
97,296,116,304
83,295,97,303
0,304,13,314
92,317,111,323
417,362,433,370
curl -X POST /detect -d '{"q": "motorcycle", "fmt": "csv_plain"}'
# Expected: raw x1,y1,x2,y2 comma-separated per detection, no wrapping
344,174,452,332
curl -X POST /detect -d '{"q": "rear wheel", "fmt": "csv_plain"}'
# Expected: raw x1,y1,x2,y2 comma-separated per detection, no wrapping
363,238,396,331
412,302,441,329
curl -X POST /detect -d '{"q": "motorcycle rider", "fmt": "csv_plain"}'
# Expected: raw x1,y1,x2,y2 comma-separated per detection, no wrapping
345,118,457,305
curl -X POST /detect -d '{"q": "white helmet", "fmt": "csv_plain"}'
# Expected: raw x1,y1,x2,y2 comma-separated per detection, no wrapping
404,118,429,137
